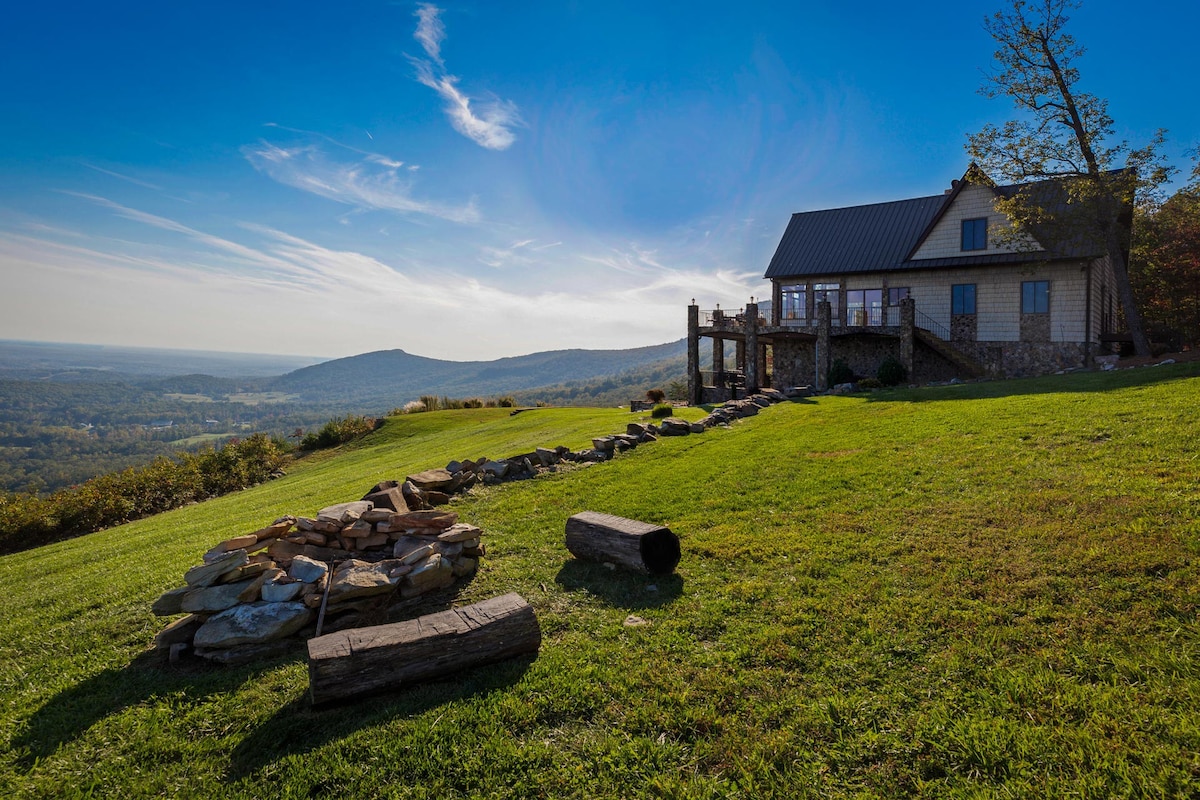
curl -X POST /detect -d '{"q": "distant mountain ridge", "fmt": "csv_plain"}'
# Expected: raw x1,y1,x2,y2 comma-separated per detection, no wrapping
268,340,688,405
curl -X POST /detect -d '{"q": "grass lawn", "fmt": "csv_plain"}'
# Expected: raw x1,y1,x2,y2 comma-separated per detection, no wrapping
1,370,1198,798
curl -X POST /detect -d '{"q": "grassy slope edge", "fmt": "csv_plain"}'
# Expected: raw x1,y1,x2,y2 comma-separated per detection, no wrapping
1,371,1199,798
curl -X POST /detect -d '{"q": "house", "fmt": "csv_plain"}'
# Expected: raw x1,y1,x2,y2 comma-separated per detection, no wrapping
686,165,1130,402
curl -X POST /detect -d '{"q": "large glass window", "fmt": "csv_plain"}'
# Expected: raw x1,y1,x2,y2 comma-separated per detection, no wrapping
847,289,884,326
951,284,976,315
780,284,807,323
814,283,840,325
961,218,988,251
1022,280,1049,314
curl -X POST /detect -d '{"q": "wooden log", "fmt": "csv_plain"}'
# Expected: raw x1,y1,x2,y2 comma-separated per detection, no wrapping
306,592,540,706
564,511,681,575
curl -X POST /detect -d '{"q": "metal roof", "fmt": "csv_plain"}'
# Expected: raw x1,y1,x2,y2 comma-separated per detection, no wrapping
763,172,1124,281
764,195,947,280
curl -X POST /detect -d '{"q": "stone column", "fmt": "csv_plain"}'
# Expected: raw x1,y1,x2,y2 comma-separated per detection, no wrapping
687,304,701,406
745,301,759,392
713,337,725,390
816,300,831,392
899,297,915,378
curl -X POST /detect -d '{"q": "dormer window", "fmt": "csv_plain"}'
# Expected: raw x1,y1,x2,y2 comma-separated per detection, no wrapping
961,218,988,251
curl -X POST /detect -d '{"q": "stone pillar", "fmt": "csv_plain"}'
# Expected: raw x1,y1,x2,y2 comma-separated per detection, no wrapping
745,302,759,392
713,337,725,390
899,297,915,378
687,304,701,406
816,300,831,392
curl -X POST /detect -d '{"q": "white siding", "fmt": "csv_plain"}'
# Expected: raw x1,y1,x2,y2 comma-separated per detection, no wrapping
838,259,1095,342
910,184,1043,260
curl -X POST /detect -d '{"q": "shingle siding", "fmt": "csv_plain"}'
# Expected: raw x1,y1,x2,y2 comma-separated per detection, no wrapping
909,185,1043,260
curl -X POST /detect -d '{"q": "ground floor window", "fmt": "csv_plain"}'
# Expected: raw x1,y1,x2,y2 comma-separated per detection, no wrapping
1022,280,1049,314
952,284,976,315
888,287,909,305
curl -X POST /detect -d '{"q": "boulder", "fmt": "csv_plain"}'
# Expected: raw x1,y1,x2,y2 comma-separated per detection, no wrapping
481,460,509,478
181,576,264,613
155,613,206,650
317,501,373,525
361,486,408,514
195,640,294,666
152,586,190,616
251,519,295,540
406,468,456,491
438,523,482,543
658,417,692,436
535,447,558,466
186,550,249,587
401,554,455,597
262,581,304,603
388,509,459,530
327,559,404,602
193,602,313,649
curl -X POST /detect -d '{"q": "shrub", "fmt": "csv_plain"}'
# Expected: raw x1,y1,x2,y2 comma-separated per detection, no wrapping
0,432,291,554
666,380,688,401
299,415,379,452
462,398,484,409
401,400,426,414
496,396,516,408
418,395,440,412
828,358,855,385
646,388,667,404
858,377,883,390
876,356,907,387
651,404,674,418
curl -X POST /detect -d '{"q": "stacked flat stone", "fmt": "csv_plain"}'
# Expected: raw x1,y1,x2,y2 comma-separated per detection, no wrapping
151,493,487,665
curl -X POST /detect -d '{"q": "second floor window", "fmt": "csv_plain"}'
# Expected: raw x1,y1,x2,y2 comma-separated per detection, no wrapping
781,285,807,322
961,218,988,251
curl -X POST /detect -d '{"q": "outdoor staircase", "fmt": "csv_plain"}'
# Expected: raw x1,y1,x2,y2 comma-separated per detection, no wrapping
914,329,987,378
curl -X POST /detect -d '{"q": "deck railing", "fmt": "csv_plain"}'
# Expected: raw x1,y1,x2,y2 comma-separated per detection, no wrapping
699,310,769,329
915,308,950,340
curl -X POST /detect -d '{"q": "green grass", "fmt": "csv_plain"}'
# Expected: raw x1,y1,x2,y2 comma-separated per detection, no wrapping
2,372,1199,798
167,433,231,447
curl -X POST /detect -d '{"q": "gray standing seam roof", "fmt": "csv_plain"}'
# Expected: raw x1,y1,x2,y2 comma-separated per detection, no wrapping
764,195,948,280
763,172,1126,281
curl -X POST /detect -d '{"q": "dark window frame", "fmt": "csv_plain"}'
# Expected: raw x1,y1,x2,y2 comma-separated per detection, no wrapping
951,284,976,315
887,287,910,306
961,218,988,251
1021,280,1049,314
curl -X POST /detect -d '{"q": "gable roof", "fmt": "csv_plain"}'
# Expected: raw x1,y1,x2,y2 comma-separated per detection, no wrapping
764,168,1124,280
763,195,947,280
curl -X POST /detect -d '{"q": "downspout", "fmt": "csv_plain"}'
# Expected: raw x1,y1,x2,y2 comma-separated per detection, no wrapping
1084,261,1093,367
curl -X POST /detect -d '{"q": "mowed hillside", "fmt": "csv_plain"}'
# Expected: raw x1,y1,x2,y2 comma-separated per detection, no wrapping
3,364,1199,798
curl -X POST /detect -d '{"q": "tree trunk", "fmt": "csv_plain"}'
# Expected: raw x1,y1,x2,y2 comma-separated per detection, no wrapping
564,511,681,575
306,593,540,706
1108,231,1153,357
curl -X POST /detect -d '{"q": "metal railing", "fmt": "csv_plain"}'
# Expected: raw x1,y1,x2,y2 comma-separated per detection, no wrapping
915,308,950,340
699,310,768,329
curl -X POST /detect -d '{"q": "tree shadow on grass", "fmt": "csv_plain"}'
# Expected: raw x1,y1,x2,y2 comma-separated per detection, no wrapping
223,651,536,782
865,360,1200,403
554,560,683,610
10,646,305,770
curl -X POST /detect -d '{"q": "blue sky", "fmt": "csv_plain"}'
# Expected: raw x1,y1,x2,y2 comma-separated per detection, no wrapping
1,0,1196,360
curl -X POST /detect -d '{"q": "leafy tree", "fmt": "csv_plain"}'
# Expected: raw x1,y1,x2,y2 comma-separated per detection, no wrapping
967,0,1174,356
1131,156,1200,348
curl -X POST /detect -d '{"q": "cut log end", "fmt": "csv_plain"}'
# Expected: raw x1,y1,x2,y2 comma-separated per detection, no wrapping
638,528,681,575
565,511,681,575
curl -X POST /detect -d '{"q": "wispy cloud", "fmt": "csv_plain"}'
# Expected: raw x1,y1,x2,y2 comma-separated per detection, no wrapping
80,162,162,191
409,5,521,151
243,142,479,223
414,3,446,66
